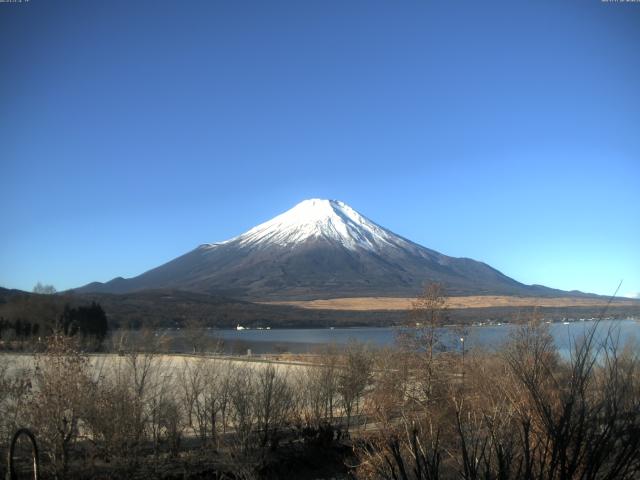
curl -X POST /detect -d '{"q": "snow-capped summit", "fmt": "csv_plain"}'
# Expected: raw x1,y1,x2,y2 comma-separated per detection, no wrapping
218,199,405,252
77,199,560,300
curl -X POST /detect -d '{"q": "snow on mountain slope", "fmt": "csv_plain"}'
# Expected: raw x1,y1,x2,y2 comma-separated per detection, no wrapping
202,199,409,252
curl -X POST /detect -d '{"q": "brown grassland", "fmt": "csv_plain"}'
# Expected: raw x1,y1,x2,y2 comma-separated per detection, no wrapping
262,295,638,311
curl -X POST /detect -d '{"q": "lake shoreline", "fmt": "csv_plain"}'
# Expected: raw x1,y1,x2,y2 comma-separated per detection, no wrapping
121,318,639,356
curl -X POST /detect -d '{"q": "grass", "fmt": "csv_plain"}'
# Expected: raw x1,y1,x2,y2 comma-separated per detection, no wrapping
261,295,639,311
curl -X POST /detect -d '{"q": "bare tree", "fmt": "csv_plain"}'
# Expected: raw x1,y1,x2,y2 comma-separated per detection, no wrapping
146,359,180,457
356,314,640,480
397,282,447,405
253,364,293,450
501,319,640,480
27,333,92,479
84,362,140,462
365,347,411,428
179,358,210,443
296,365,334,428
0,357,33,453
32,282,57,295
228,366,256,455
183,318,205,354
338,341,373,431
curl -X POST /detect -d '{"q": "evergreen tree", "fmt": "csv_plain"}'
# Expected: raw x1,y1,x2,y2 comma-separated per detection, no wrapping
15,318,23,337
59,302,108,343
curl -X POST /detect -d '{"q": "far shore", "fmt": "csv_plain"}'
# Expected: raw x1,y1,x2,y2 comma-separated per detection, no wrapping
261,295,639,311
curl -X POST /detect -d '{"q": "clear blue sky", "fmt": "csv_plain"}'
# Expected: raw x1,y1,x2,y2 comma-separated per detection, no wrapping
1,1,639,297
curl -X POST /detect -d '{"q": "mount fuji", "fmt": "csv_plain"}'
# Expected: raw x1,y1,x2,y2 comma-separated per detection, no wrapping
78,199,566,300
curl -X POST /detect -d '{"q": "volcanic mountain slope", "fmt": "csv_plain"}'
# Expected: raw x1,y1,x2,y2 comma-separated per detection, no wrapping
78,199,572,300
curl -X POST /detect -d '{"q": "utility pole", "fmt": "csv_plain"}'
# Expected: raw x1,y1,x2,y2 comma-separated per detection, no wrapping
460,336,465,388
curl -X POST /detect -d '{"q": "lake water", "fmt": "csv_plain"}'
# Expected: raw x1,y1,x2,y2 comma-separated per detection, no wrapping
195,319,639,356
